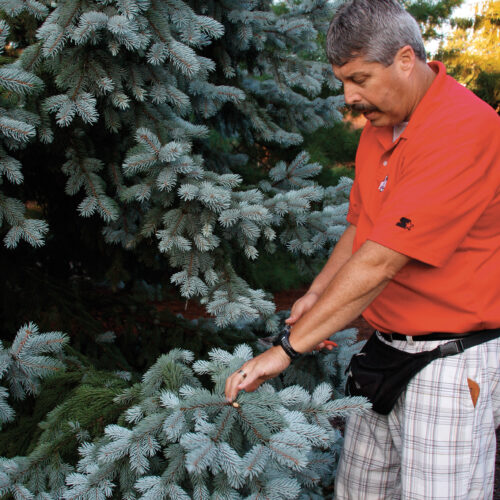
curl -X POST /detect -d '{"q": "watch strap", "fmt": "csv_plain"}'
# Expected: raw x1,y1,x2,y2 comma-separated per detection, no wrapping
273,326,302,361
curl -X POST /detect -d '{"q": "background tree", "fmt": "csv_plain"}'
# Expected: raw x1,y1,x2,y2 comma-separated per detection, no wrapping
0,0,350,343
404,0,465,41
0,0,369,497
437,0,499,110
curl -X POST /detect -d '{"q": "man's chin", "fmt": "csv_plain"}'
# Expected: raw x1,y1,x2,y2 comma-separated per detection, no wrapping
363,111,391,127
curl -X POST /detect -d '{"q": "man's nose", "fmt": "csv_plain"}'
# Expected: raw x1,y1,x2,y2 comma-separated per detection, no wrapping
343,83,360,106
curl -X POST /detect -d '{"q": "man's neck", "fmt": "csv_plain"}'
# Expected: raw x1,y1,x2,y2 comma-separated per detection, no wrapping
405,62,437,121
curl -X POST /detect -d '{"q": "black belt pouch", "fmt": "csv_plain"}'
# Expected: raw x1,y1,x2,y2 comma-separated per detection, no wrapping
345,334,436,415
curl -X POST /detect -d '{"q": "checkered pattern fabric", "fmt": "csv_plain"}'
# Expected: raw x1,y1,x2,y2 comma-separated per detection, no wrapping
335,332,500,500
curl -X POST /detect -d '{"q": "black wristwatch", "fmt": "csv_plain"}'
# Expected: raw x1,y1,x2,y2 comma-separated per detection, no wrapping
272,326,302,361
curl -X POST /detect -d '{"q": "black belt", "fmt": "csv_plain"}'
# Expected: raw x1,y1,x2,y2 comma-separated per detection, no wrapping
379,327,500,342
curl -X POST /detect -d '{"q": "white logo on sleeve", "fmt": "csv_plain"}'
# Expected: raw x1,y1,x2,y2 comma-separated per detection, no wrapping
378,176,388,192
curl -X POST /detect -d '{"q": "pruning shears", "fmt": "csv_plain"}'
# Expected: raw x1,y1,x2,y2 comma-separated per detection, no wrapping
322,340,338,348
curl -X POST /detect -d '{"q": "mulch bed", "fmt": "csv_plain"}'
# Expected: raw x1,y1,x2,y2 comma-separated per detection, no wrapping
165,287,499,496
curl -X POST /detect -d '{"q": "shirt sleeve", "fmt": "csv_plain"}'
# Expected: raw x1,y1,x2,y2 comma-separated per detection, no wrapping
368,126,499,267
346,173,361,226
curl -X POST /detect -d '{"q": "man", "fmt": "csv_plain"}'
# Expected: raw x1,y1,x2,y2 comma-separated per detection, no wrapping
225,0,500,498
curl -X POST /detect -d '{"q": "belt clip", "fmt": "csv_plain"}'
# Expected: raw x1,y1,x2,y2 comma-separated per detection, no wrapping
439,339,465,357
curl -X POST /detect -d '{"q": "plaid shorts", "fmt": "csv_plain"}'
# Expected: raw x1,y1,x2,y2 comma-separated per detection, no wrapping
335,332,500,500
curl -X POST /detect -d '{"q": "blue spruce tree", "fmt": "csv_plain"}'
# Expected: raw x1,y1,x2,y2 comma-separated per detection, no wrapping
0,0,369,497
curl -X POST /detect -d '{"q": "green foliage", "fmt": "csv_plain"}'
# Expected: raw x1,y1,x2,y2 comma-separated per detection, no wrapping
0,371,82,456
0,341,369,499
316,164,355,188
236,245,315,292
405,0,465,40
437,0,500,110
272,3,290,16
474,70,500,109
0,322,68,429
0,54,13,65
301,121,360,169
0,369,128,460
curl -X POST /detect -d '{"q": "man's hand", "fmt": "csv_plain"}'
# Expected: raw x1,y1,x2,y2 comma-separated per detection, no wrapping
285,291,320,326
224,346,291,403
286,291,336,351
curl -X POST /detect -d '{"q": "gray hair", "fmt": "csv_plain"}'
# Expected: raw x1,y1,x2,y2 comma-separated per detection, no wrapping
326,0,426,67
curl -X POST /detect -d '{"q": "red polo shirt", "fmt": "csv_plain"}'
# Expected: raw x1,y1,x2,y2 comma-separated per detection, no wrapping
347,61,500,335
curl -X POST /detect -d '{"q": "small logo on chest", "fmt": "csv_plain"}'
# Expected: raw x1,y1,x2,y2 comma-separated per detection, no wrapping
396,217,414,230
378,176,388,192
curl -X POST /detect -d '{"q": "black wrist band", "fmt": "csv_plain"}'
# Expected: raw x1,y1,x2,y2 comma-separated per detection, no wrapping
272,326,302,361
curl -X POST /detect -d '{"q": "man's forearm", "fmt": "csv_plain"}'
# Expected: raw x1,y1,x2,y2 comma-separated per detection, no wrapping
289,240,410,353
307,224,357,296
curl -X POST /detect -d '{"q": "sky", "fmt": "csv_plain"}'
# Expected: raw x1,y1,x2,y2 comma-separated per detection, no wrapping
455,0,483,16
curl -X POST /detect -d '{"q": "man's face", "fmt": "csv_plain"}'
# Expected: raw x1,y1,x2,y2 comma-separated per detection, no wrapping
332,55,410,127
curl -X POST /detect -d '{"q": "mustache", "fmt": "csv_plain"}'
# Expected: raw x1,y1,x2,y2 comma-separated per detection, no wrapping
346,104,379,113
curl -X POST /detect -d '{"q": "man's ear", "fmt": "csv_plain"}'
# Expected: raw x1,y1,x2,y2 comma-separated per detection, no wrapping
395,45,416,74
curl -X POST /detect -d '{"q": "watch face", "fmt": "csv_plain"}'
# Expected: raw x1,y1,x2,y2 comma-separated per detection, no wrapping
272,333,283,346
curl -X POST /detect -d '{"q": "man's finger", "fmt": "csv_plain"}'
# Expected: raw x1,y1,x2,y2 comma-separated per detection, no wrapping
226,365,255,402
225,371,244,402
286,307,301,324
225,375,235,402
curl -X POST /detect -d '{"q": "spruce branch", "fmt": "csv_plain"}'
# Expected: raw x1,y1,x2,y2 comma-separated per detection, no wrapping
0,19,9,54
0,0,48,19
57,342,365,498
0,66,44,96
0,323,68,423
